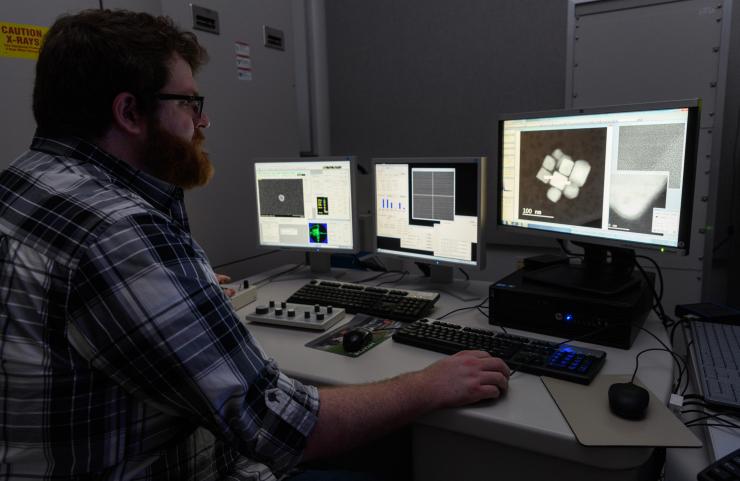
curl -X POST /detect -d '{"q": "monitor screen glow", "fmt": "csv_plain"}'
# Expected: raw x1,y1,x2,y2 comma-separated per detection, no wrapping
373,157,486,268
254,157,357,252
498,101,698,253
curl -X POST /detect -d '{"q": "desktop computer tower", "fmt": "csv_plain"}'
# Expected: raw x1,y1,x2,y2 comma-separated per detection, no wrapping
489,267,654,349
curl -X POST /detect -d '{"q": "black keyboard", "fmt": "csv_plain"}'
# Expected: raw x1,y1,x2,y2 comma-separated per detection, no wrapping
285,279,440,322
698,447,740,481
393,319,607,384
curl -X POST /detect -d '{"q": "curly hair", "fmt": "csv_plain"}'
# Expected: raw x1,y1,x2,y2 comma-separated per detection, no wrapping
33,9,209,139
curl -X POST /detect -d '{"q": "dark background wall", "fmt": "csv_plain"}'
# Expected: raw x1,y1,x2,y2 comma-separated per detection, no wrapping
324,0,568,241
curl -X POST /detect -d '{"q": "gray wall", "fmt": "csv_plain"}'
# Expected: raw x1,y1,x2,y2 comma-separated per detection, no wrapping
324,0,569,240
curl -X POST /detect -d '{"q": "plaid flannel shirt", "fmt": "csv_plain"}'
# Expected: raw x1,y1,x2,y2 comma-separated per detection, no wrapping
0,137,319,480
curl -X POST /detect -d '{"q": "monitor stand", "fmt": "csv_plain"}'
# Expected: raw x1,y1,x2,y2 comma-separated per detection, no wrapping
418,264,479,302
523,242,640,296
307,252,345,279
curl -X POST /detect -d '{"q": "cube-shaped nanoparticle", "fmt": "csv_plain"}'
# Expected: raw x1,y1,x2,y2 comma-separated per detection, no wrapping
563,184,579,199
570,160,591,187
549,171,569,191
547,186,562,203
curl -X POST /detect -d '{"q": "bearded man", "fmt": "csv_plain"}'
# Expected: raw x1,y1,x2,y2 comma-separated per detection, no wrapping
0,9,509,481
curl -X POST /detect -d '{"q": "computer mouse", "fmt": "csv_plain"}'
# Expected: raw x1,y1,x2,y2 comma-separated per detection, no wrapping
342,327,373,353
608,382,650,420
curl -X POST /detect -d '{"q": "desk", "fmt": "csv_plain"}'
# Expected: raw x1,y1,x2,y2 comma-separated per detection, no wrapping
239,265,676,480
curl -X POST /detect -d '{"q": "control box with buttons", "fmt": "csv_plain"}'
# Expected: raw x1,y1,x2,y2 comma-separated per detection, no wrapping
222,278,259,311
245,301,346,330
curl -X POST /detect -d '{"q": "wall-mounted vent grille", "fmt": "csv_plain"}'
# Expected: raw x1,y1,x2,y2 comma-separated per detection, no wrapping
192,5,219,34
263,26,285,51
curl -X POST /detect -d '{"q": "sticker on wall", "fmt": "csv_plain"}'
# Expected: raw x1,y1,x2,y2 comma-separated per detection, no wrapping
0,22,48,60
235,40,252,81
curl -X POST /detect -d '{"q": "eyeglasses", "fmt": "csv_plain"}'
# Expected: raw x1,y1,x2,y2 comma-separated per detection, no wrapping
155,93,205,119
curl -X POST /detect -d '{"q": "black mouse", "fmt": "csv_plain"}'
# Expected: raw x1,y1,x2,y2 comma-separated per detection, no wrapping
608,382,650,420
342,327,373,353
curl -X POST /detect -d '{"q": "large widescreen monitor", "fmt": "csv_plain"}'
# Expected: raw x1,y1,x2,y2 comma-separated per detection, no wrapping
254,157,358,255
498,100,698,253
373,157,487,281
497,100,699,293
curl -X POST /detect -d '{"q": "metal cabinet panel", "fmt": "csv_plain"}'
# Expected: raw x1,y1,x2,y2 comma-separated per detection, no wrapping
570,0,722,127
565,0,734,305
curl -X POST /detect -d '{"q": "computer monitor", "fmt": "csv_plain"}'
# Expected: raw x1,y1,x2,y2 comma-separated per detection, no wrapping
254,157,359,272
497,99,699,294
373,157,487,283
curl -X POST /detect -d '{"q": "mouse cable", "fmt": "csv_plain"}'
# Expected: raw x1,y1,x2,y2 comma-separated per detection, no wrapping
634,324,688,394
547,322,687,393
630,347,680,384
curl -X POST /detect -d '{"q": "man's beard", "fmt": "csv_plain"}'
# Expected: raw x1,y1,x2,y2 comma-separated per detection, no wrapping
142,122,214,189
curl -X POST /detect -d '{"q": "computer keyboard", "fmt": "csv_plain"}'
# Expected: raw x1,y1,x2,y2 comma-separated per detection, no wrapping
393,318,607,384
698,447,740,481
689,320,740,409
285,279,440,322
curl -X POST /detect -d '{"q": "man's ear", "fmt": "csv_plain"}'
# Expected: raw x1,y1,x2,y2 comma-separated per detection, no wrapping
111,92,146,135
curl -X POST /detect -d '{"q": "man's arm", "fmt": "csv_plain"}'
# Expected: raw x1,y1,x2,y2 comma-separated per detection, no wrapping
303,350,510,460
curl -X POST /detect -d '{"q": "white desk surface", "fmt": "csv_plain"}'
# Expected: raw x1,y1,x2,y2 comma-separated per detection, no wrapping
238,265,677,471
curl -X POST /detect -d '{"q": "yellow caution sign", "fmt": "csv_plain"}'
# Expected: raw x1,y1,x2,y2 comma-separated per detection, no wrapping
1,22,48,60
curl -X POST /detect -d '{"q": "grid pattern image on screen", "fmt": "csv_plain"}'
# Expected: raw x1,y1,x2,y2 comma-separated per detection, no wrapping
375,160,481,266
412,169,455,221
258,179,305,217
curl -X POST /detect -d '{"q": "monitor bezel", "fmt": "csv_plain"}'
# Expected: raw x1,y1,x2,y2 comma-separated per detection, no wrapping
253,156,360,254
496,99,700,255
371,156,487,270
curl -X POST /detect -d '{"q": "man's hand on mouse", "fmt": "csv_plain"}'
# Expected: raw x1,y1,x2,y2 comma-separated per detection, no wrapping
412,350,511,408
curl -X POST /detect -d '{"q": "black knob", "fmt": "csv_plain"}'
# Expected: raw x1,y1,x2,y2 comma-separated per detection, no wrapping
304,311,311,319
256,305,269,315
269,300,275,308
242,279,250,289
287,309,296,317
327,306,333,313
316,313,325,321
314,304,320,313
281,301,287,309
275,308,283,316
